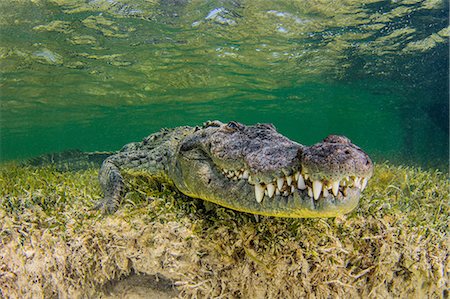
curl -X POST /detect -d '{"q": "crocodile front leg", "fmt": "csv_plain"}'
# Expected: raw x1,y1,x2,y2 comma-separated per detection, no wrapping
94,146,175,213
95,158,125,213
94,127,195,213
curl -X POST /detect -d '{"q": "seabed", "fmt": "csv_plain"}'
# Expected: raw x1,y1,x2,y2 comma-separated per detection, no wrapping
0,163,448,298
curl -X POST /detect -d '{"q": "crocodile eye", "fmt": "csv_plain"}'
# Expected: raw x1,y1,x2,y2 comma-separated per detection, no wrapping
227,121,238,129
225,121,240,132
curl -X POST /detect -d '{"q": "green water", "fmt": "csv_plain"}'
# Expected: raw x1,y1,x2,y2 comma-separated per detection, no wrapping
0,0,448,171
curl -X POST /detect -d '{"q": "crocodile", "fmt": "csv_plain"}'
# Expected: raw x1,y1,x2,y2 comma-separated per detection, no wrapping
96,120,373,218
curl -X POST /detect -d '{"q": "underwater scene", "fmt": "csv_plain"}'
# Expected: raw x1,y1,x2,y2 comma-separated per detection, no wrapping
0,0,449,298
0,0,448,170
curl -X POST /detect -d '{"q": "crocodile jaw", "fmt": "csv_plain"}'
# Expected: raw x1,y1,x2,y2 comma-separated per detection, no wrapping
172,149,370,218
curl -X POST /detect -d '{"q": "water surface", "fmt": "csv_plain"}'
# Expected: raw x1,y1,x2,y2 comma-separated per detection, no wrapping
0,0,448,171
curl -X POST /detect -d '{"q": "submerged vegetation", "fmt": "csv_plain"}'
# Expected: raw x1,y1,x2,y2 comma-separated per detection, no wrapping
0,162,448,298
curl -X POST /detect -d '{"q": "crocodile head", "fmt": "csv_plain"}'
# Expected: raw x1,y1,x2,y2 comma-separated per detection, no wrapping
170,121,373,218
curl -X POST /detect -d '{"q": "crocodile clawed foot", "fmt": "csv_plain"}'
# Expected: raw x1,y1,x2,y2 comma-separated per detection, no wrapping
92,197,119,214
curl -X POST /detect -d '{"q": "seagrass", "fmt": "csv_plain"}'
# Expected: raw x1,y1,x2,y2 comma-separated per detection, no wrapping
0,163,448,298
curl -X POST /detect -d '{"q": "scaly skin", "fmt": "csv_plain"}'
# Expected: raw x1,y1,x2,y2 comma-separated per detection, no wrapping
96,121,373,217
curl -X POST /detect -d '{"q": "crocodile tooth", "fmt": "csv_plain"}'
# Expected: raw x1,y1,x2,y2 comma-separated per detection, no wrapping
361,178,368,190
248,175,254,184
297,174,306,190
294,172,300,181
267,183,275,198
312,180,322,200
322,187,329,198
283,190,289,196
307,187,313,198
255,184,265,203
354,177,362,188
286,176,293,186
275,188,281,196
332,181,340,196
276,177,284,190
238,173,243,179
291,185,296,193
242,170,249,179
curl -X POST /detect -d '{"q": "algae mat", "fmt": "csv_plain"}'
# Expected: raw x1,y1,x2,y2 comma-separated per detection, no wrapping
0,163,448,298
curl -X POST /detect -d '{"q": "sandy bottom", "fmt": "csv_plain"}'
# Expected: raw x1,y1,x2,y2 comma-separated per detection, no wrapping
101,273,178,299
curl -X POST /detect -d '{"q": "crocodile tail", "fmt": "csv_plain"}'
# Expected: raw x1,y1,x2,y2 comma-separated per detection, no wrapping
23,150,115,171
